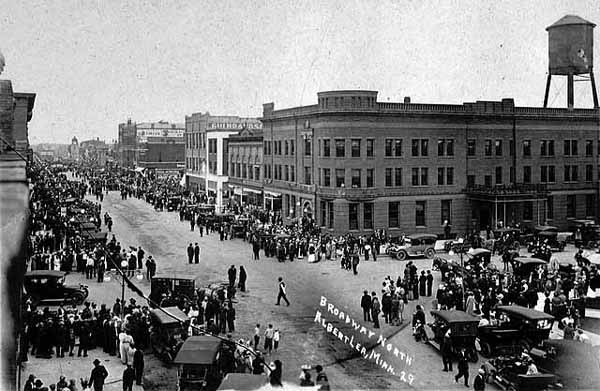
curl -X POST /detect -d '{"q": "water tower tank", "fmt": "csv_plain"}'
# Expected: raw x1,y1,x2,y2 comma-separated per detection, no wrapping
547,15,595,75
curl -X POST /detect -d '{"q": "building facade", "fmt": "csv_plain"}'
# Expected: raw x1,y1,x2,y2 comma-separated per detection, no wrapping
227,128,263,207
80,138,108,166
117,120,184,169
261,90,599,236
117,120,137,168
184,112,262,211
12,92,35,153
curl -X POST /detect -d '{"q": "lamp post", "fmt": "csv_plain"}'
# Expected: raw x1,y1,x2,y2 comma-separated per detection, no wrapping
448,238,472,310
120,260,128,318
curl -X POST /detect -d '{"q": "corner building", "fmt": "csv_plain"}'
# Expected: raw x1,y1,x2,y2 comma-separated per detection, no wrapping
261,90,599,236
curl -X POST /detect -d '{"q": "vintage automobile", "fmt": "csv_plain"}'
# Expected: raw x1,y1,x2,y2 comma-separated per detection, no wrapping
174,335,225,391
427,310,479,363
511,257,547,281
24,270,89,306
150,274,197,308
570,219,600,248
477,305,554,357
526,226,567,252
533,339,600,390
388,234,438,260
216,374,268,391
467,248,492,267
493,228,532,251
482,353,557,391
167,196,182,212
149,306,190,362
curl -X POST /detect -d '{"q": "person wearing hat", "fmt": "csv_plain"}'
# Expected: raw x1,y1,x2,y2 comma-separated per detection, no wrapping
88,359,108,391
122,363,135,391
473,367,486,391
24,374,36,391
56,376,68,390
299,365,315,387
315,365,330,391
269,360,283,387
33,379,43,391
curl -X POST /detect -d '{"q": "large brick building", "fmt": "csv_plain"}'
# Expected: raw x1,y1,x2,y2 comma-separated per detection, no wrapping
261,90,599,236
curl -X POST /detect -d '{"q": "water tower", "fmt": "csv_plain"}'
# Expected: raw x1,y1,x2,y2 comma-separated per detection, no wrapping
544,15,598,109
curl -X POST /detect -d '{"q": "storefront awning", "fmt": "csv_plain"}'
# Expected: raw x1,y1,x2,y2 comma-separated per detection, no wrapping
264,190,281,198
243,188,262,194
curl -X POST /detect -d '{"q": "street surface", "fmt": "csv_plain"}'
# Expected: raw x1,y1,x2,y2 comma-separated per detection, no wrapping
26,189,600,391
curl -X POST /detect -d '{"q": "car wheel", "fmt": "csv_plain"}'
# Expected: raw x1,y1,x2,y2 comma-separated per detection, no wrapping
70,292,85,305
425,248,436,259
397,251,407,261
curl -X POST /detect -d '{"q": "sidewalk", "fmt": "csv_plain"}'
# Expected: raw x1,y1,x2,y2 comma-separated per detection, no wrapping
20,349,144,391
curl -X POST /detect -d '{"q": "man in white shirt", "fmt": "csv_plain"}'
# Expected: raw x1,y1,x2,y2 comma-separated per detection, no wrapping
276,277,290,306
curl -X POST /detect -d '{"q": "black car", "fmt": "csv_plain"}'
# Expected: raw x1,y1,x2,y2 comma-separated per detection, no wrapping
24,270,89,305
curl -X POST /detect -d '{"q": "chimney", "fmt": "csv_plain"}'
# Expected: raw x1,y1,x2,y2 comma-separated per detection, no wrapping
404,97,411,104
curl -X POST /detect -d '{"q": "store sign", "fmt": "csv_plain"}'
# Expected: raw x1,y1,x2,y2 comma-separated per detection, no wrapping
207,122,262,130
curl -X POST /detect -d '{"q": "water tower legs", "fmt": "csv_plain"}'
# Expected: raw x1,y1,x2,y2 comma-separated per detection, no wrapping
567,73,574,109
590,71,599,108
543,74,552,108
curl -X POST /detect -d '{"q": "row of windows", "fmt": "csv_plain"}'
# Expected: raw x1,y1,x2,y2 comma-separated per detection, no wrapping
318,200,451,231
185,133,206,149
264,164,600,187
319,195,595,231
465,165,599,186
262,137,600,159
467,139,598,157
229,163,261,180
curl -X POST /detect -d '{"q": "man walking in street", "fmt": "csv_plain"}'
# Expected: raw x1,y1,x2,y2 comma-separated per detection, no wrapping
194,243,200,264
238,266,247,292
426,270,434,297
187,243,193,264
253,324,261,350
228,265,237,288
276,277,290,306
122,364,135,391
133,346,144,386
361,290,372,322
455,348,470,387
88,359,108,391
137,247,144,270
264,324,275,354
371,292,381,329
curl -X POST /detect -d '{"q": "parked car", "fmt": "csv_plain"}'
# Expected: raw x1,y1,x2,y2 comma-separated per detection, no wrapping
483,353,557,391
427,310,479,363
388,234,438,260
24,270,89,306
526,225,566,252
477,305,554,357
174,335,225,391
149,306,189,363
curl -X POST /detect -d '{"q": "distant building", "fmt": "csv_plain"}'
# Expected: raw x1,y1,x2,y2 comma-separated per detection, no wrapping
117,120,184,169
184,112,262,211
80,138,108,166
68,137,79,162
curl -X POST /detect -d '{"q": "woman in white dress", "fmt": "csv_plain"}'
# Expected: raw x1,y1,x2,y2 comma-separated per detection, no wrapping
119,328,134,364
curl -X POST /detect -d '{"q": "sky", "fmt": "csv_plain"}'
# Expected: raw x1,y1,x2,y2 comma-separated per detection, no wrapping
2,0,600,144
